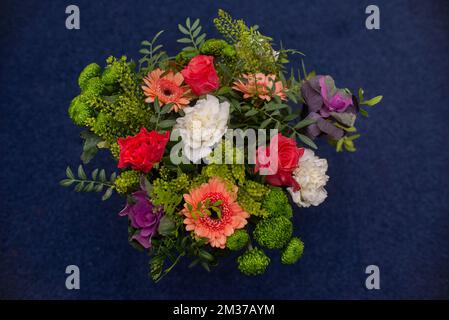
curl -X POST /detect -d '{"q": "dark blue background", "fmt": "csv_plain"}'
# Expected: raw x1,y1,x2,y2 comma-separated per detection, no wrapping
1,0,448,299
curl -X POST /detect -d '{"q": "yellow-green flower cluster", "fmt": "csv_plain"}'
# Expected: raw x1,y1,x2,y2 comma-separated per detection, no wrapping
114,170,141,194
69,56,153,150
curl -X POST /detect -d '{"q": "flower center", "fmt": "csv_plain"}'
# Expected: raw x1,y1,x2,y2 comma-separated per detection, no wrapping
200,192,231,229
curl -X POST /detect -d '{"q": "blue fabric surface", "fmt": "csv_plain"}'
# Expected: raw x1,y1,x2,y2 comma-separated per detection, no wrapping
1,0,448,299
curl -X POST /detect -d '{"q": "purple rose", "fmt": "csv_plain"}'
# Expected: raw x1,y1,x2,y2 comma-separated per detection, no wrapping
119,190,163,249
301,75,357,140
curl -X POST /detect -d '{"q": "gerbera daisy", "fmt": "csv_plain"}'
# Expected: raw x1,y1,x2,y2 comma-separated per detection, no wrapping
181,177,249,249
142,68,191,112
232,73,286,101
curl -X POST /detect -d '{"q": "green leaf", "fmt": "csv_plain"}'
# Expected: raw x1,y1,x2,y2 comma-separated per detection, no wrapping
80,131,102,164
95,184,104,192
59,179,74,187
139,48,150,55
160,103,173,114
191,18,200,30
245,109,258,117
336,138,344,152
195,33,206,46
157,216,176,236
362,95,383,106
158,119,176,129
84,181,95,192
358,88,364,101
199,250,214,262
294,118,316,129
192,26,202,38
178,24,189,35
185,17,191,28
177,38,192,44
141,40,152,46
91,168,99,180
75,182,84,192
260,118,272,129
154,97,161,113
99,169,106,182
297,133,317,149
200,261,211,272
66,166,75,179
359,108,369,117
110,172,117,182
284,113,299,121
102,187,114,201
77,165,87,180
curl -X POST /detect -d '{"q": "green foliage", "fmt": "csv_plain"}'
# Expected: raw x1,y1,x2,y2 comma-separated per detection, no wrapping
138,30,169,74
78,63,101,90
262,187,293,218
358,88,383,117
253,216,292,249
226,229,249,251
80,131,102,164
213,9,247,43
281,237,304,265
151,171,190,216
113,170,141,194
177,17,207,58
237,248,270,275
60,165,116,200
149,235,215,282
331,134,361,153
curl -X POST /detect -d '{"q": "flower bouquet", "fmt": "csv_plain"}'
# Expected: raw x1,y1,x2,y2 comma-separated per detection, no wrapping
60,10,382,282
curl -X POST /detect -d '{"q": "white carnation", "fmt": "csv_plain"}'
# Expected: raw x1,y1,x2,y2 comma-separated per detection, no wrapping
288,149,329,207
174,95,230,162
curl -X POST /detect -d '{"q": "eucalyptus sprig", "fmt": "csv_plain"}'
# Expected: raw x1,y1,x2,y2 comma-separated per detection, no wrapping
60,165,117,200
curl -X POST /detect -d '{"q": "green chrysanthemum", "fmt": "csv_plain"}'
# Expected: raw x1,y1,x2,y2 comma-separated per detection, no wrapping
83,76,104,97
200,39,229,56
68,96,92,126
226,229,249,251
253,216,292,249
237,248,270,276
78,63,101,90
281,237,304,265
262,187,293,218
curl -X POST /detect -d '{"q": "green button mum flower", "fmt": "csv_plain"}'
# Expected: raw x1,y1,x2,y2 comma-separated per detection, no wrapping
262,187,293,218
253,216,292,249
237,248,270,276
226,229,249,251
281,237,304,265
78,63,101,90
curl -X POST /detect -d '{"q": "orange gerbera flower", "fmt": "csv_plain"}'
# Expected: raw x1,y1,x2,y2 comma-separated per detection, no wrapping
142,68,191,112
232,73,286,101
181,177,249,249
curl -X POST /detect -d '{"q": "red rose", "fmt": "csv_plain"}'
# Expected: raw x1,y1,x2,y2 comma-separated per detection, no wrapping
118,128,170,173
181,55,220,96
255,133,304,190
